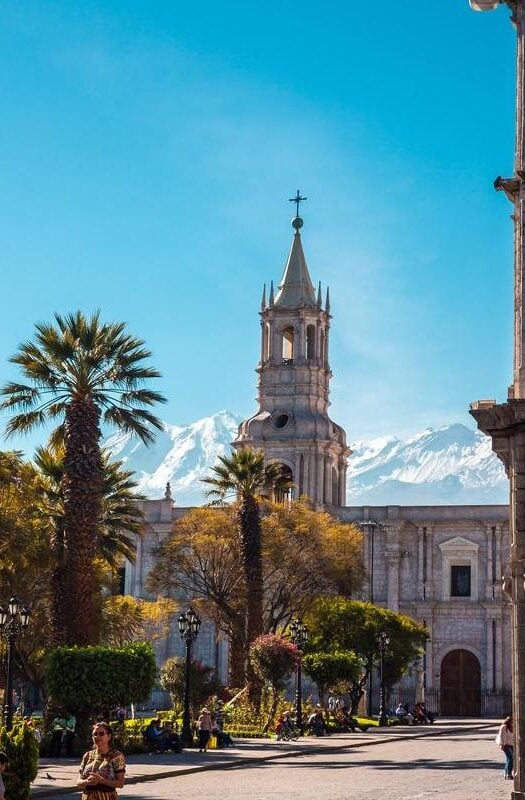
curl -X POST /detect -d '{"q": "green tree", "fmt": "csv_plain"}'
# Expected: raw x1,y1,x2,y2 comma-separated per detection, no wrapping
305,598,427,713
0,721,39,800
202,449,290,690
46,642,157,716
249,634,299,731
160,657,216,711
302,651,361,705
1,311,166,645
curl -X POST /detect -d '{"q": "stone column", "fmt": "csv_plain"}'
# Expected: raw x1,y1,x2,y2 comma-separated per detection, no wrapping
471,405,525,800
417,526,425,601
324,455,332,505
426,527,434,601
316,450,324,506
386,532,400,612
303,452,310,498
486,524,494,601
486,610,494,692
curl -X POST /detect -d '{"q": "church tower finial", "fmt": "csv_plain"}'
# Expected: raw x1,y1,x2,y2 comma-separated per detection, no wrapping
261,283,267,311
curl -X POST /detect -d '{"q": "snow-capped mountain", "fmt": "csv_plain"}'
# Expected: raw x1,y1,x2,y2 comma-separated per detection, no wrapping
104,414,509,507
347,423,508,505
104,411,241,506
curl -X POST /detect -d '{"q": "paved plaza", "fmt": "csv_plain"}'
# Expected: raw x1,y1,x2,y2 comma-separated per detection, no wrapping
31,721,511,800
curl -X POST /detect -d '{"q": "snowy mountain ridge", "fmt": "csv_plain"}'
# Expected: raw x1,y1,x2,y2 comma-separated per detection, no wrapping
104,413,508,507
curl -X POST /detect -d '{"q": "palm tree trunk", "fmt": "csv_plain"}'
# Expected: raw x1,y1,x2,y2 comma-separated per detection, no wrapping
237,495,264,706
50,520,68,647
62,400,103,646
229,627,246,688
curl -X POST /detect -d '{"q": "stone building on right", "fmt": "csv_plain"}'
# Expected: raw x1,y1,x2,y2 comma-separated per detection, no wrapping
338,504,511,716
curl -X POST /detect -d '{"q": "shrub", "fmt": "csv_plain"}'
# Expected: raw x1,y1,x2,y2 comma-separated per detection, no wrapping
46,642,157,713
0,722,39,800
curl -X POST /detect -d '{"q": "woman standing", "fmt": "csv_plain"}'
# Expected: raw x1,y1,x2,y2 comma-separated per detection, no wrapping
197,707,213,753
77,722,126,800
496,716,514,780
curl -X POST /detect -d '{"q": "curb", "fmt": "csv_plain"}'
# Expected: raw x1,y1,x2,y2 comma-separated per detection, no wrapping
31,722,498,798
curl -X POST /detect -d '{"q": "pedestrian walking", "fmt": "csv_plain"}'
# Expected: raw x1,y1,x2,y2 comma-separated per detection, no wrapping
0,752,8,800
77,721,126,800
197,707,213,752
496,715,514,780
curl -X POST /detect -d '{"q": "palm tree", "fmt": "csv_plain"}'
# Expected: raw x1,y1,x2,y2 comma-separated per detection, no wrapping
1,311,166,645
202,448,291,686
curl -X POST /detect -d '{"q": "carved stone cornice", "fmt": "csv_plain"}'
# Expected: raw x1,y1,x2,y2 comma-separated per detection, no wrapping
470,398,525,472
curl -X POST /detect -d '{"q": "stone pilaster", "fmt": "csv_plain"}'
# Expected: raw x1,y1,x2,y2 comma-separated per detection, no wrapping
470,400,525,799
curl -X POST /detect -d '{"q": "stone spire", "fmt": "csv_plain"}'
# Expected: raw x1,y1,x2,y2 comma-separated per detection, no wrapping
325,286,330,314
274,217,317,308
261,283,267,311
317,281,322,308
269,280,275,307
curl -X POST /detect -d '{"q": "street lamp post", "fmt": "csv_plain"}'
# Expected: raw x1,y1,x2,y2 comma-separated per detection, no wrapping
0,597,30,731
178,607,201,747
468,2,525,798
290,619,308,735
376,632,390,727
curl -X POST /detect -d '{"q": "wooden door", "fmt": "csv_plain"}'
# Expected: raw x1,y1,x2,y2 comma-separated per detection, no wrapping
440,649,481,716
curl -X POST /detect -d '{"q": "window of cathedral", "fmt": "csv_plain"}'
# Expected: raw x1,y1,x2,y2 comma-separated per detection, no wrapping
450,565,471,597
319,329,325,366
438,537,479,601
273,413,290,429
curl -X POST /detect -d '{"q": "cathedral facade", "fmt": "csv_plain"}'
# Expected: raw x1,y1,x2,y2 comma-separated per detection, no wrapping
127,213,511,716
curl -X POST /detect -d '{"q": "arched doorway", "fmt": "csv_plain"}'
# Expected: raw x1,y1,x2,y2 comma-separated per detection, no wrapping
440,649,481,716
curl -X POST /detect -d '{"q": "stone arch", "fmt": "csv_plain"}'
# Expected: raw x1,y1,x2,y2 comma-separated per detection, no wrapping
439,648,481,716
282,326,294,363
268,459,294,504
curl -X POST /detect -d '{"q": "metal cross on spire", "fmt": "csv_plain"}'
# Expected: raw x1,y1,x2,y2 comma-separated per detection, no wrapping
289,190,307,217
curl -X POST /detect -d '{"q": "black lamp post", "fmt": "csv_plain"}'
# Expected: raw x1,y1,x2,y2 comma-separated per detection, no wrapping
0,597,30,731
376,631,390,727
290,618,308,735
178,607,201,747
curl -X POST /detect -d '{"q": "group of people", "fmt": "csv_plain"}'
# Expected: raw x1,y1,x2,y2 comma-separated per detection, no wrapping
143,719,182,753
197,704,234,751
394,702,435,725
50,712,77,757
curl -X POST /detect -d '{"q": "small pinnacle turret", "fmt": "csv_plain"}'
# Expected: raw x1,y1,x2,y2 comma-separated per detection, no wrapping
261,283,267,311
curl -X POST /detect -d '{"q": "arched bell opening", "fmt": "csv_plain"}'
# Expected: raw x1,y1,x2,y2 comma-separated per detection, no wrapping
273,463,294,505
282,326,294,365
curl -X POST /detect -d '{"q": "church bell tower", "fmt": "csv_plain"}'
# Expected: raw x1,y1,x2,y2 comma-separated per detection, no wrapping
234,196,349,507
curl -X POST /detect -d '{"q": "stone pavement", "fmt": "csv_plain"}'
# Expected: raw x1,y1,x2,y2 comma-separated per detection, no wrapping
31,719,497,798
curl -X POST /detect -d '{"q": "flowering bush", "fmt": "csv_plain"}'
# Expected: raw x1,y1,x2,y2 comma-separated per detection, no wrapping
249,634,300,731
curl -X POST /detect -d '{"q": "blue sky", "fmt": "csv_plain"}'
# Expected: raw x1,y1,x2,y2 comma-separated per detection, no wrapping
0,0,518,454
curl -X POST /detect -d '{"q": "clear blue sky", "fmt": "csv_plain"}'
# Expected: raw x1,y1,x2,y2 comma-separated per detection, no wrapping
0,0,517,454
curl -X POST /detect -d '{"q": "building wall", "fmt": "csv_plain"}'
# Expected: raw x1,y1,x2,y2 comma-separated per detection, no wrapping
128,499,511,712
